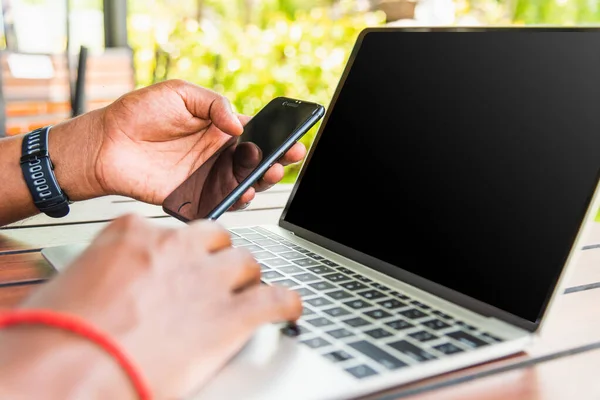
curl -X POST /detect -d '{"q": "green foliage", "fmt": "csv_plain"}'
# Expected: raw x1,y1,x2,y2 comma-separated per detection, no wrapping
128,2,386,180
510,0,600,24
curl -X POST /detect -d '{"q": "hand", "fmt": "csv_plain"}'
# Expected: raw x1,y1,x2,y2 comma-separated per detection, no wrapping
0,214,302,399
95,80,306,205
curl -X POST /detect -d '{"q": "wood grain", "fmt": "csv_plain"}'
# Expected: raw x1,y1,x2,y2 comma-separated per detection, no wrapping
0,284,41,309
0,252,55,284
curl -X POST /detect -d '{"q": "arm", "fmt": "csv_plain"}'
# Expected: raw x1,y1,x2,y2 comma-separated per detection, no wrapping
0,111,104,226
0,79,306,227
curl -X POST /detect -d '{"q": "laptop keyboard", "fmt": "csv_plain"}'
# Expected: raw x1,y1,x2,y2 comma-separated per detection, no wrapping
230,227,504,380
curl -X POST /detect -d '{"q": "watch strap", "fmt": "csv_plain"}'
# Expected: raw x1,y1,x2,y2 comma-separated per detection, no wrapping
20,126,70,218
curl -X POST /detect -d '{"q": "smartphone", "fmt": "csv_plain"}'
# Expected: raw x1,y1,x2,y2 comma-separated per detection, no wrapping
162,97,325,222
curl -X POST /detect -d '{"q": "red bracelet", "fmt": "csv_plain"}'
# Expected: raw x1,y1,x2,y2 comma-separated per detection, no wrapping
0,310,151,400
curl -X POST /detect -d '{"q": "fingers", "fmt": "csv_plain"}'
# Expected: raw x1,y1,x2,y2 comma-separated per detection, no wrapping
183,219,232,253
232,284,303,326
278,142,307,167
253,163,283,192
208,247,261,291
252,142,306,192
228,187,255,211
169,79,244,136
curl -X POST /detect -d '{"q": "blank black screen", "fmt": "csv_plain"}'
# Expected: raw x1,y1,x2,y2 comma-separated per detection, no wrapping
284,30,600,323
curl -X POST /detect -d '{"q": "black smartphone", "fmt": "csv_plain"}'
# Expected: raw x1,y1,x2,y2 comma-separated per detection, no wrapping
162,97,325,222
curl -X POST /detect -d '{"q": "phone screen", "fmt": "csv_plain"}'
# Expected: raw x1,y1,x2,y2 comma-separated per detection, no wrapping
163,97,323,221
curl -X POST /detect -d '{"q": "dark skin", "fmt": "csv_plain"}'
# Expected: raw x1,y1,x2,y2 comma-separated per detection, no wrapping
0,80,306,399
0,79,306,225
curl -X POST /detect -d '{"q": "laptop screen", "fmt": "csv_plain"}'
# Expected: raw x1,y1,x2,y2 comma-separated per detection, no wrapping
282,29,600,326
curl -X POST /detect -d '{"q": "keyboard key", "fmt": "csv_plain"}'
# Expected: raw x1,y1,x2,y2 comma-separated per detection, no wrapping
323,273,352,283
410,300,431,310
378,299,407,310
230,227,255,235
252,251,276,260
390,291,410,300
456,321,477,331
301,337,331,349
344,299,373,310
280,251,306,260
263,245,291,253
371,283,391,291
388,340,437,362
324,350,353,362
263,258,291,267
322,259,339,267
325,290,354,300
326,328,354,339
432,310,453,320
306,252,325,260
345,365,377,379
386,319,414,331
399,308,428,320
349,341,408,371
294,287,316,297
281,323,311,337
253,239,279,247
293,247,311,254
293,258,321,267
434,342,465,355
243,233,265,240
343,317,371,328
358,290,386,300
246,227,267,234
262,271,283,280
422,319,451,331
364,309,393,320
355,275,373,283
293,273,321,283
232,238,252,246
259,263,270,271
365,328,393,339
336,267,354,275
340,281,369,291
271,279,300,289
279,265,305,274
306,317,334,328
306,265,335,275
239,244,264,252
279,240,296,247
323,307,351,317
305,297,333,308
308,281,336,291
446,331,489,348
302,306,315,316
408,330,438,342
481,332,503,342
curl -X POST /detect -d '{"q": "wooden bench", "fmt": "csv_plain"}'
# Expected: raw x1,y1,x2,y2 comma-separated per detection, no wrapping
1,47,135,136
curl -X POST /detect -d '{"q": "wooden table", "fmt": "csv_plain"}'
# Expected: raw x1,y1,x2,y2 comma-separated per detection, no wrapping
2,184,600,399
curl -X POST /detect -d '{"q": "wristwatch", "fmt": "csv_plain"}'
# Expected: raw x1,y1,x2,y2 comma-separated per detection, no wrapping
19,126,71,218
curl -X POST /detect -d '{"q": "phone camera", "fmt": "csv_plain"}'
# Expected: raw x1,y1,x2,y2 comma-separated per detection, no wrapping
282,101,288,106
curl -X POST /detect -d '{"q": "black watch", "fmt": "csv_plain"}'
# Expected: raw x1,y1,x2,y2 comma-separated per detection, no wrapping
20,126,71,218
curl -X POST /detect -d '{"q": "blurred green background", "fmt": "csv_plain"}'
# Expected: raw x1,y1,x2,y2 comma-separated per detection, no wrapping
124,0,600,181
10,0,600,183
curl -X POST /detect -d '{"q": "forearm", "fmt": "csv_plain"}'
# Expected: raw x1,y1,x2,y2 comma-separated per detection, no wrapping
0,326,134,399
0,110,106,226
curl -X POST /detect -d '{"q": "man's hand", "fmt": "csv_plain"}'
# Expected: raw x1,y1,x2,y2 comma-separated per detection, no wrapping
0,215,302,399
96,80,306,205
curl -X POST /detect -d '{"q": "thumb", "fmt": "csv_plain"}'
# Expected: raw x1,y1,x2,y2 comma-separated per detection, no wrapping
176,80,244,136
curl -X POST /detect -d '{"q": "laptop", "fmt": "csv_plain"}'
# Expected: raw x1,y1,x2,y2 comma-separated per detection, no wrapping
42,27,600,400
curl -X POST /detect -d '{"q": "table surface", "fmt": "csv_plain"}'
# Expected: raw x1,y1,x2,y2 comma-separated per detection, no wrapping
2,184,600,399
